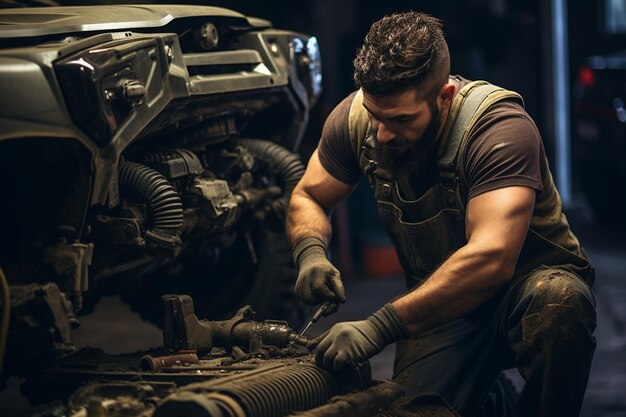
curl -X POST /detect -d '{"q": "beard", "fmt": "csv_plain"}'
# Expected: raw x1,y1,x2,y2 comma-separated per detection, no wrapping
372,102,441,176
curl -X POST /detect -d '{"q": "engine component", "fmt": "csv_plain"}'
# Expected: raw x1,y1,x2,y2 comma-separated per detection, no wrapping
68,381,175,417
154,360,372,417
42,226,94,314
90,215,144,246
190,178,239,228
21,352,419,417
235,139,305,224
117,79,146,107
6,283,77,375
118,161,183,250
140,149,204,180
161,295,309,353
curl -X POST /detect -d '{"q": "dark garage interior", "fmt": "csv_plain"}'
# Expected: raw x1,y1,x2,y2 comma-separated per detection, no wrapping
0,0,625,416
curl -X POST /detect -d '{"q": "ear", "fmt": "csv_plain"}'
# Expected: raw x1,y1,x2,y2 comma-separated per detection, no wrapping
438,82,455,110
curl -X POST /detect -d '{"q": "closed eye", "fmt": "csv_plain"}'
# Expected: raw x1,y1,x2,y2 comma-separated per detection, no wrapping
362,103,419,124
392,116,415,123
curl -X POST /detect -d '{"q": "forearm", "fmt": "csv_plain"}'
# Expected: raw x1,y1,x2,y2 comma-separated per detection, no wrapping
392,242,515,334
286,189,333,247
286,149,355,247
287,184,347,306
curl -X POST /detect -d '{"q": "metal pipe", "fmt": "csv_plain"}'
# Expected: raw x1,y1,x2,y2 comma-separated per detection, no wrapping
140,352,199,372
551,0,572,206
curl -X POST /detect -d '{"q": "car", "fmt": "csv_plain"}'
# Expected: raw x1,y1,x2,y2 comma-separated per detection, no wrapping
0,4,322,376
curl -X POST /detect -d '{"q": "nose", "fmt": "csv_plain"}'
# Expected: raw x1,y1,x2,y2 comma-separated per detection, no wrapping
373,121,395,144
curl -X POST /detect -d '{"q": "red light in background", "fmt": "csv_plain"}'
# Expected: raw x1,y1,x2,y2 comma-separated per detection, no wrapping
577,66,596,88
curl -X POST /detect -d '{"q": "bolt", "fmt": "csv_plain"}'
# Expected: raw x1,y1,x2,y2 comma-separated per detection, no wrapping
200,22,219,50
381,183,392,198
164,45,174,64
270,43,280,57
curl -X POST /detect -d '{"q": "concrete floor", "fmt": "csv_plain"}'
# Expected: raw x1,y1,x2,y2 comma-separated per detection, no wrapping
1,220,624,416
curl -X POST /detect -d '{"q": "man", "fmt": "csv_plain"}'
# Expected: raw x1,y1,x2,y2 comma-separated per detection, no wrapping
286,12,597,417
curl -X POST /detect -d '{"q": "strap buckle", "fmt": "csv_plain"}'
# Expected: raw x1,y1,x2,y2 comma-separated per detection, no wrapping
438,164,457,189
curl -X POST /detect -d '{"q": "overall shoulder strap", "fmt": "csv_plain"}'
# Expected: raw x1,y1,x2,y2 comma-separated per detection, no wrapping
348,89,370,161
438,81,523,209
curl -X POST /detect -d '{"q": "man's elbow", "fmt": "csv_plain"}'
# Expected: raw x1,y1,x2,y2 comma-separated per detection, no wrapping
288,187,319,219
472,244,519,286
487,247,519,285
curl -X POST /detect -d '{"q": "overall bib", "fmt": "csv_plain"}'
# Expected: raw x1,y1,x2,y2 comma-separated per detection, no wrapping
349,81,597,417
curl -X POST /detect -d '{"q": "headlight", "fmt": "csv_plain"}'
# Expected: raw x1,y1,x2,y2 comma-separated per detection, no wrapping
305,36,322,99
292,36,323,106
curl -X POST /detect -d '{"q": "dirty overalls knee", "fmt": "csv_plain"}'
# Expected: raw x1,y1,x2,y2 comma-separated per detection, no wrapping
350,82,596,417
393,265,596,417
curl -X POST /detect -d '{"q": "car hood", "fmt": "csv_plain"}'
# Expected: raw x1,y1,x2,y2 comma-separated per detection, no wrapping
0,4,271,38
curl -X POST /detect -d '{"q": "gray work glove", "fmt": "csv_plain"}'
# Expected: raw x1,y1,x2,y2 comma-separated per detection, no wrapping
310,303,410,371
293,237,345,310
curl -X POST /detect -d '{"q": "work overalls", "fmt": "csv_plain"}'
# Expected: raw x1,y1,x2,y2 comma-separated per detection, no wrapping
349,81,597,417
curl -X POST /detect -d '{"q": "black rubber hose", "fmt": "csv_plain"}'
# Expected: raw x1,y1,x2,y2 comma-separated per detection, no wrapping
214,362,370,416
235,139,306,214
119,161,183,234
154,361,371,417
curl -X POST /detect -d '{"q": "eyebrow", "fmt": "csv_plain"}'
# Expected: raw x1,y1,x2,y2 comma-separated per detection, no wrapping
361,103,420,121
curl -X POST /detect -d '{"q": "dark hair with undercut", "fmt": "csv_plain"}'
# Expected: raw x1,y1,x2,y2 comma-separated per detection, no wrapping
353,12,450,99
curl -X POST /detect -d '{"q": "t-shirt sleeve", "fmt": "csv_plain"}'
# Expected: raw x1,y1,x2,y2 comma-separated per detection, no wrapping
317,92,363,185
464,100,544,199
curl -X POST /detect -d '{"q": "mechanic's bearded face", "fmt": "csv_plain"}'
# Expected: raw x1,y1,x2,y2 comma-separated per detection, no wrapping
363,87,442,175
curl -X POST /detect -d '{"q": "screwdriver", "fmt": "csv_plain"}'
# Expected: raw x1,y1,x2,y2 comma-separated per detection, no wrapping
298,301,338,339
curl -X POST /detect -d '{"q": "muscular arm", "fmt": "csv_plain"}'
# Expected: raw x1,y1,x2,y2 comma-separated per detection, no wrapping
286,149,355,247
392,185,535,334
